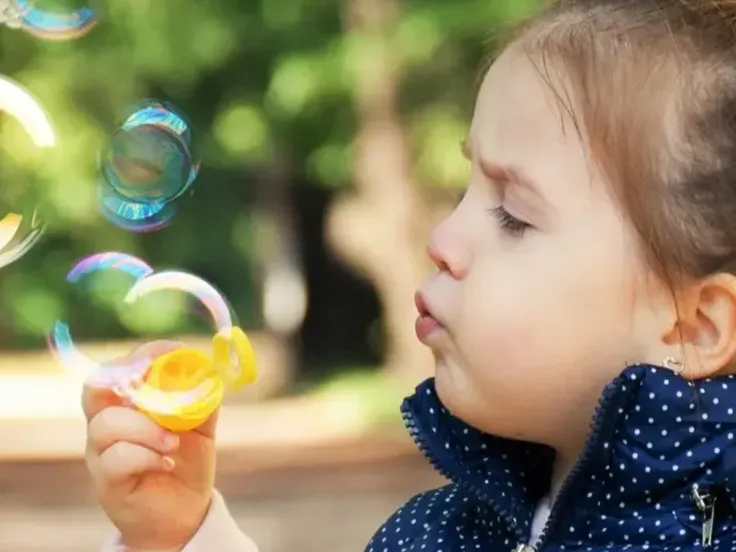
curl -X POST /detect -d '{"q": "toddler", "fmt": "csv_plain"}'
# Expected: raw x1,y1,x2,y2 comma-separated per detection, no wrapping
88,1,736,550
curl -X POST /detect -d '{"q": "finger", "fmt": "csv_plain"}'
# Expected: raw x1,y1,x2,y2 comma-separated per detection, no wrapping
96,441,175,484
81,340,184,421
192,408,219,439
88,406,179,456
81,385,125,422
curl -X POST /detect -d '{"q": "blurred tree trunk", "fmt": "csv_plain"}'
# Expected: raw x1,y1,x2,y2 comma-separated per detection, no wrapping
326,0,434,380
255,146,306,395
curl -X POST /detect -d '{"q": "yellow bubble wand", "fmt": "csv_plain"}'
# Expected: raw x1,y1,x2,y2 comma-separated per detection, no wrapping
118,271,258,432
133,326,257,431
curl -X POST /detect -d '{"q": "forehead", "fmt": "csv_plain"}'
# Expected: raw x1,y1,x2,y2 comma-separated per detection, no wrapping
473,48,561,138
469,48,599,204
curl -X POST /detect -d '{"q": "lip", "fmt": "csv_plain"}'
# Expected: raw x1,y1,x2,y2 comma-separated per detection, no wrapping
414,291,430,317
414,291,444,342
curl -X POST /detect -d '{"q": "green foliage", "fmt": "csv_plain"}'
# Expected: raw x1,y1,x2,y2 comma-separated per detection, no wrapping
0,0,539,350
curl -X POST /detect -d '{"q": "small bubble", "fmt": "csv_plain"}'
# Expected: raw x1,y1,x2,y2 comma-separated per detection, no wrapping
3,0,96,40
98,182,177,233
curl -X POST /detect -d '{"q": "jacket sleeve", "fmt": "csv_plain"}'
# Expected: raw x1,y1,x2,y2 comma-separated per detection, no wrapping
100,490,260,552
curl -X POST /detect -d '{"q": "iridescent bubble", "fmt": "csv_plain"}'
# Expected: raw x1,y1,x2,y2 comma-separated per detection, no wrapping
1,0,96,40
48,252,256,431
49,252,155,385
98,182,177,233
0,74,54,268
0,211,45,266
101,100,200,204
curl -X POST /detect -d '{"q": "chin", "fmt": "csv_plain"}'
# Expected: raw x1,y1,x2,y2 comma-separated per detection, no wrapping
433,358,513,439
433,357,468,417
434,374,489,433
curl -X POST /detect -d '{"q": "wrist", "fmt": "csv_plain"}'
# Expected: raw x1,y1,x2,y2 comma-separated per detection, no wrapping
116,496,213,552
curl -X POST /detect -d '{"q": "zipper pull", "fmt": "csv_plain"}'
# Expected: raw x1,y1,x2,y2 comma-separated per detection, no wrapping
691,483,717,548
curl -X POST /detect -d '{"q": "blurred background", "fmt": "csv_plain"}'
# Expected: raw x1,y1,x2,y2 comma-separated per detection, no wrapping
0,0,538,550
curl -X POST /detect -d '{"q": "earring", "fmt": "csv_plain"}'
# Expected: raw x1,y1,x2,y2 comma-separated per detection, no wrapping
663,357,685,375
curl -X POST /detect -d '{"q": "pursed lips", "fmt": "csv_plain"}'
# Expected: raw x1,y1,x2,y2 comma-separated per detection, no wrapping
414,291,444,341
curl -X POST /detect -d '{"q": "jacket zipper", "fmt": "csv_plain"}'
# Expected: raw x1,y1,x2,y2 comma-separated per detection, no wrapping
691,483,716,548
405,374,722,551
533,390,720,551
402,379,623,551
402,408,529,545
528,384,618,551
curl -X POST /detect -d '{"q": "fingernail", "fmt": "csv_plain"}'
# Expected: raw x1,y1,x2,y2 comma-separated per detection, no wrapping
163,433,179,450
163,456,176,471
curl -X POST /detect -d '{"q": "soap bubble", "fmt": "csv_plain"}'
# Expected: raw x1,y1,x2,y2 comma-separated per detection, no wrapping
48,252,256,430
0,211,45,267
1,0,96,40
101,100,199,204
0,74,55,268
98,184,176,233
97,100,199,233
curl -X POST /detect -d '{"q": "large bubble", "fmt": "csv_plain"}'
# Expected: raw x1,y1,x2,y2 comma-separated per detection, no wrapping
97,100,200,233
0,74,54,268
1,0,96,40
48,252,257,431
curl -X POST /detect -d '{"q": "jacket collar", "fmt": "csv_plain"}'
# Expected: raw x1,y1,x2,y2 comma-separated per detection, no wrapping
402,364,736,544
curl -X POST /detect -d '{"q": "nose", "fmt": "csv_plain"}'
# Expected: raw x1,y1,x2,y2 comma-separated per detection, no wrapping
427,210,470,279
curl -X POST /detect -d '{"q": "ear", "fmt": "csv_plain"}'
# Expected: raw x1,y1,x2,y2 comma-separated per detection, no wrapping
662,273,736,378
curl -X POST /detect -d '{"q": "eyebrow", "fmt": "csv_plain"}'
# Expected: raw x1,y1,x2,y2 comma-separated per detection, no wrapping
460,138,549,205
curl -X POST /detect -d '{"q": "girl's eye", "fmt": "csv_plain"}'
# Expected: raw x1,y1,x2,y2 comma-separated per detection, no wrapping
489,206,532,237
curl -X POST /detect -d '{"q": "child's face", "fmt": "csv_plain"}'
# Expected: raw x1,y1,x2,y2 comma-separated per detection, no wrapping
416,48,673,450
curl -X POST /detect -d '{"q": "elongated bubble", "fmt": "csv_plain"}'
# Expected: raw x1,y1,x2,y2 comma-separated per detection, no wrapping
48,253,255,425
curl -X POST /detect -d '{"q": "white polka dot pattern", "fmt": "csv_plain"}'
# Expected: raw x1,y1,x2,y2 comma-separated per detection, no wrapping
363,364,736,551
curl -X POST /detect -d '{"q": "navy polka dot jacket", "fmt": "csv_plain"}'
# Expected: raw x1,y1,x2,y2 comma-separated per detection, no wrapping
365,364,736,551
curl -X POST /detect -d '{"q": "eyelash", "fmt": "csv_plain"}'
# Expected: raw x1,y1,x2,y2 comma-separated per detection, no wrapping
489,206,531,236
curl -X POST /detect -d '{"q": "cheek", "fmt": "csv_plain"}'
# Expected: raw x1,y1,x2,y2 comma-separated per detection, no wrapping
439,240,644,442
453,239,641,384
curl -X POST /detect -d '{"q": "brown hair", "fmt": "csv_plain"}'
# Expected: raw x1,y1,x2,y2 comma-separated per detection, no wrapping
504,0,736,289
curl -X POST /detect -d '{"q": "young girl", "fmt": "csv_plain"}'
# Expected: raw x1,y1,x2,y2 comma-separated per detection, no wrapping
87,1,736,550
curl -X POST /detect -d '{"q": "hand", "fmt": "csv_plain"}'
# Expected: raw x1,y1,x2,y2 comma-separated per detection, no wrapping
83,341,218,551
